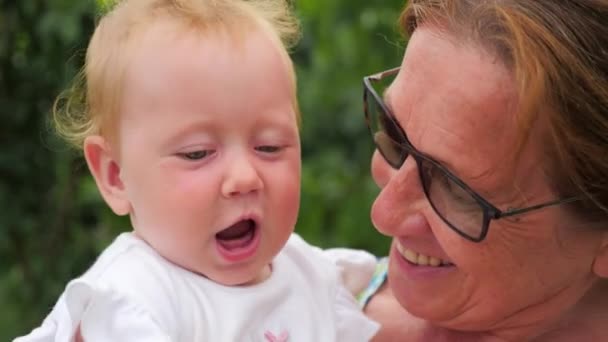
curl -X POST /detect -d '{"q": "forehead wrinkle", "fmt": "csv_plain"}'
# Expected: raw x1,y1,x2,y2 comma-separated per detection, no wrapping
394,52,519,197
389,28,558,213
387,72,477,175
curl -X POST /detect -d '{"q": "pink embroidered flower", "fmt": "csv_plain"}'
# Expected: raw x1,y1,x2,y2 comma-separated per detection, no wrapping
264,330,289,342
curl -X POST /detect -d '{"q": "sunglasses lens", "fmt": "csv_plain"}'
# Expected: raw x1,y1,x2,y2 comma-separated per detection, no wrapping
419,158,485,240
373,130,405,168
365,87,407,168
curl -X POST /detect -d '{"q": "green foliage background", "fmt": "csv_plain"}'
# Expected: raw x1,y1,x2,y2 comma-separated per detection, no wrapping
1,0,406,338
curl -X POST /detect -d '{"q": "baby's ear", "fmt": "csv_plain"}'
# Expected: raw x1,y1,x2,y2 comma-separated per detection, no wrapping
592,233,608,279
83,136,131,216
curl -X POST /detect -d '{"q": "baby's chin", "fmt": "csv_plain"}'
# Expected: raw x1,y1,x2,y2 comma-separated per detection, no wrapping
205,263,272,287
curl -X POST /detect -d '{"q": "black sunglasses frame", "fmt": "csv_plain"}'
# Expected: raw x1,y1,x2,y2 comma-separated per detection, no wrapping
363,67,581,242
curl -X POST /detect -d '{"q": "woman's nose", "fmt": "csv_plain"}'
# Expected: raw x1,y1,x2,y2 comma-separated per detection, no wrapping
221,154,263,198
370,153,422,236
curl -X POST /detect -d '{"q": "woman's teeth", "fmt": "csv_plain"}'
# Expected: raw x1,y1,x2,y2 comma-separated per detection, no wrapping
396,243,453,267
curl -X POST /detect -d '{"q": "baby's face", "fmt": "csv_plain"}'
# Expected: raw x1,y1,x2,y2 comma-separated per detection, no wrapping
115,20,300,286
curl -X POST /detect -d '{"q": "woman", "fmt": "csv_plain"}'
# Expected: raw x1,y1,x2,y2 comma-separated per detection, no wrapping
362,1,608,341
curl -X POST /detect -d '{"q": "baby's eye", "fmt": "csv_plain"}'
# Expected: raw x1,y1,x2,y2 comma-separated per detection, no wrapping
255,145,282,153
178,150,214,160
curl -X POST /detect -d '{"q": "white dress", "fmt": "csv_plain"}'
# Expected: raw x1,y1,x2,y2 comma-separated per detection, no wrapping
15,233,379,342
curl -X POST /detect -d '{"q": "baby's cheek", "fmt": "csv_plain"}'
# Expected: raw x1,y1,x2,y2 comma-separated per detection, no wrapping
281,184,300,227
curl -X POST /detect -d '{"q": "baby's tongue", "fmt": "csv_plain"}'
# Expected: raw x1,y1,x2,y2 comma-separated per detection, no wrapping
216,220,254,250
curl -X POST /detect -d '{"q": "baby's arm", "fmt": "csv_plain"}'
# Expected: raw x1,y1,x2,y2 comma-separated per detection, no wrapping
288,235,380,340
322,247,378,296
323,248,380,341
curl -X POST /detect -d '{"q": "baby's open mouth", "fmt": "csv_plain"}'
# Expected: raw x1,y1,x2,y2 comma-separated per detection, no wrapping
215,219,257,251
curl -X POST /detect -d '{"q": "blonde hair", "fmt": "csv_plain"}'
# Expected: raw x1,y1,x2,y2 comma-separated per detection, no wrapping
54,0,300,148
401,0,608,221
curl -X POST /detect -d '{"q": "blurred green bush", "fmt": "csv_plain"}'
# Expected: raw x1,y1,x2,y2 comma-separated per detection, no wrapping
0,0,406,339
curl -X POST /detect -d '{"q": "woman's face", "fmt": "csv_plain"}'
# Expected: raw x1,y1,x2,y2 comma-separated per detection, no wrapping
370,27,605,332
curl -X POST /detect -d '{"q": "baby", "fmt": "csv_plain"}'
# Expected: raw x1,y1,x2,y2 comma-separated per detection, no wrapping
14,0,379,341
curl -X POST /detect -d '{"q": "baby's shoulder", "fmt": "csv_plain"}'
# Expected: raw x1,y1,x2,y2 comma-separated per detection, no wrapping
281,233,332,265
80,233,174,285
62,233,185,335
281,234,378,295
278,234,341,285
72,233,181,313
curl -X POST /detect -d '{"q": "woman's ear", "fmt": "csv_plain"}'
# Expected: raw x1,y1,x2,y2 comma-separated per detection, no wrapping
83,135,131,216
592,233,608,278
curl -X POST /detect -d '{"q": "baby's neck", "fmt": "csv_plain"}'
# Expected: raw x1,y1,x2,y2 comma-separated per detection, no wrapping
240,263,272,286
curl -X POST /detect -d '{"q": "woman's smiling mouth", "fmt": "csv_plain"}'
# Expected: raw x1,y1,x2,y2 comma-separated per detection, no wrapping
395,242,454,267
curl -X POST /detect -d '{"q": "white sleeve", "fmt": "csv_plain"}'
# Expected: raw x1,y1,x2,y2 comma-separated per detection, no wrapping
285,235,380,341
322,247,378,295
65,281,172,342
12,319,59,342
333,283,380,341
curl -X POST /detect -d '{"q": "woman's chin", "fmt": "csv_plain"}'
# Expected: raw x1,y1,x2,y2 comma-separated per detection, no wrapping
387,256,460,322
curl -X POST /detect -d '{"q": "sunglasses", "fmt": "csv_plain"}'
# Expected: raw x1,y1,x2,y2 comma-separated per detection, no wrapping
363,67,581,242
